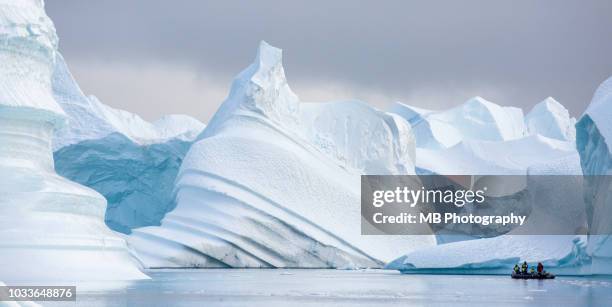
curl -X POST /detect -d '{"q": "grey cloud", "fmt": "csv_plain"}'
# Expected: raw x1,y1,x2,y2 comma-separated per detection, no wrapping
46,0,612,121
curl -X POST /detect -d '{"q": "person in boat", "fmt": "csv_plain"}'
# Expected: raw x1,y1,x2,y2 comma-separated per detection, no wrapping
513,264,520,274
521,261,528,274
530,267,536,275
537,262,544,275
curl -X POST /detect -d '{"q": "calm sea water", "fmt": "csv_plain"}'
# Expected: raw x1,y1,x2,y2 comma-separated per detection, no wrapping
40,269,612,306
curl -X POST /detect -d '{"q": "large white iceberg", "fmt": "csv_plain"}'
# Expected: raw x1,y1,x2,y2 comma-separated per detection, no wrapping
128,41,435,268
51,54,205,233
0,0,146,282
576,76,612,274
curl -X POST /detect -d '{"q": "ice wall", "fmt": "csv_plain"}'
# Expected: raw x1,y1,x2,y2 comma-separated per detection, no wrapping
0,0,146,282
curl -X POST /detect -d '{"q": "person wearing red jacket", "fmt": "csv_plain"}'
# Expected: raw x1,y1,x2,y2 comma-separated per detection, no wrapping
537,262,544,274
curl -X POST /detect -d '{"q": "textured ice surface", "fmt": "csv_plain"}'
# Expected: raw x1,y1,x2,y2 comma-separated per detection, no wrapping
0,0,145,282
128,41,435,269
576,76,612,274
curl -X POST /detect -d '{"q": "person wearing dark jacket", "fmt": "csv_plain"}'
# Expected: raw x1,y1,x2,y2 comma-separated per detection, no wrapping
521,261,528,274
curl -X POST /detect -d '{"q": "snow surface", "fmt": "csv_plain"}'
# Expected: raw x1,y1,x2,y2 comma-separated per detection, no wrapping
390,97,526,149
128,41,435,268
0,0,146,282
576,75,612,274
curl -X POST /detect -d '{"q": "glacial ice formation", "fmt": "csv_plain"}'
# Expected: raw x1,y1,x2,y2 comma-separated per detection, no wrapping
51,54,205,233
128,41,435,268
0,0,146,282
576,76,612,274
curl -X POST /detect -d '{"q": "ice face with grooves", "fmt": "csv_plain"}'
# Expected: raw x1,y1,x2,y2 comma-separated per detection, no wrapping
128,41,435,268
0,0,146,282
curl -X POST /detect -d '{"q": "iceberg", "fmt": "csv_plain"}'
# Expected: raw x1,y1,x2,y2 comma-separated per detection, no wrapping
128,41,435,268
0,0,146,282
576,76,612,274
525,97,576,141
51,54,205,233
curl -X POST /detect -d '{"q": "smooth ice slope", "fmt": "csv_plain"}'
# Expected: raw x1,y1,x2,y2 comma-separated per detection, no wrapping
128,41,434,268
576,76,612,274
526,97,576,141
390,97,526,149
0,0,146,282
51,54,205,233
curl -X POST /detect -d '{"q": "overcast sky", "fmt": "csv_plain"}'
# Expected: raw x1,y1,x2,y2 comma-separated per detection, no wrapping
46,0,612,122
